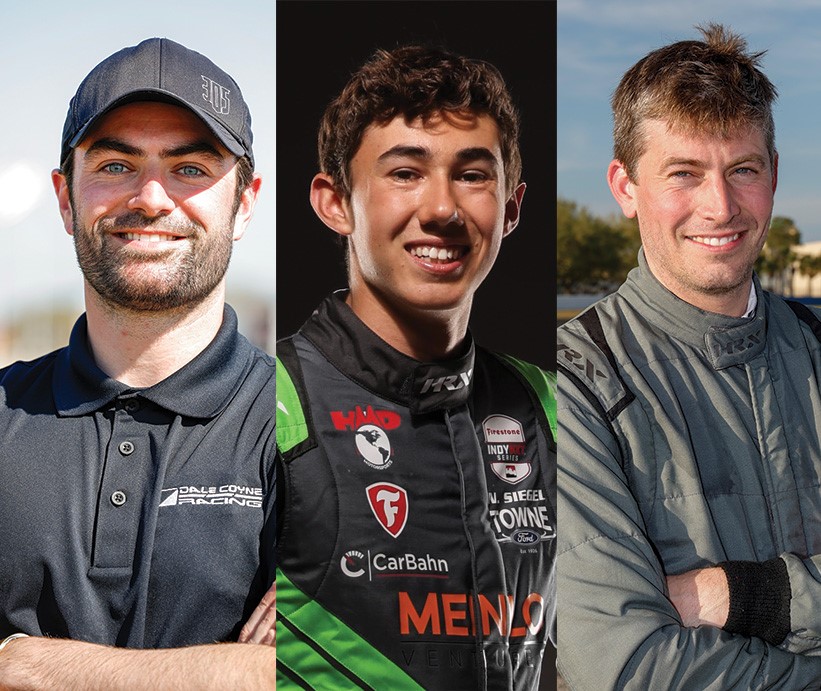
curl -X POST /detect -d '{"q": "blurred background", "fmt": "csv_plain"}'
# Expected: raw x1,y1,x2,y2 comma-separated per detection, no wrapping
0,0,275,364
558,0,821,324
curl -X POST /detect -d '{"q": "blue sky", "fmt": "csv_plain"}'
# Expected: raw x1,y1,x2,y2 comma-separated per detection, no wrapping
0,0,274,330
558,0,821,243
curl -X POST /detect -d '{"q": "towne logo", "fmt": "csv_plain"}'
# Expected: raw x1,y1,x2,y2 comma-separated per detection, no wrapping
488,488,554,545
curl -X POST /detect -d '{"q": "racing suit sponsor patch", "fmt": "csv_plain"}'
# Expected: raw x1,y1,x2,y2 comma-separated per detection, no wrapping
331,405,400,469
341,548,449,580
367,482,409,537
483,414,531,484
488,489,554,545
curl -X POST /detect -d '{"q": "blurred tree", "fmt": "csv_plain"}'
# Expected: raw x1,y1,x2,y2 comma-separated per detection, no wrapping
798,253,821,297
755,216,801,295
557,198,640,293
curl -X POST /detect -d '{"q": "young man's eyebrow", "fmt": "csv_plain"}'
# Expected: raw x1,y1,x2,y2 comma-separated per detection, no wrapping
377,145,430,162
456,147,498,166
376,145,499,166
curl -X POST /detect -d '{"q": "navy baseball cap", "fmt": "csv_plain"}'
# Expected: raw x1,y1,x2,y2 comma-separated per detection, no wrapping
60,37,254,168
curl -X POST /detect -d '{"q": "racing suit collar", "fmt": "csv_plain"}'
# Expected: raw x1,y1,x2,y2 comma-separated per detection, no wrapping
623,249,767,369
299,291,476,415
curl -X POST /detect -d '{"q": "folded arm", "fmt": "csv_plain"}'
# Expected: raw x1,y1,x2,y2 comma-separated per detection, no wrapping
0,636,276,691
557,372,821,690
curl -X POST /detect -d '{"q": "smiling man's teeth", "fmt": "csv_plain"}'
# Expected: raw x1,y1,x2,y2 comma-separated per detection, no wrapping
691,234,740,247
123,233,176,242
410,246,463,261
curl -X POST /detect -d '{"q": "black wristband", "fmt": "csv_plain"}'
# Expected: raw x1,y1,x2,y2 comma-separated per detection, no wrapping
719,557,791,645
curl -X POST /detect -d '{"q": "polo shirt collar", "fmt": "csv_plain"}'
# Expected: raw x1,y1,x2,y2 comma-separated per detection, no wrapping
300,291,475,415
54,305,253,418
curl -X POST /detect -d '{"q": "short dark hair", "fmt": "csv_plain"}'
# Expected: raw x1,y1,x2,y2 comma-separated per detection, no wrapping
318,45,522,198
612,23,778,181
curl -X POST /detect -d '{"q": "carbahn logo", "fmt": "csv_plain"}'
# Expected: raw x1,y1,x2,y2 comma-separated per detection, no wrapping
341,550,366,577
366,482,409,538
340,549,449,580
483,414,531,484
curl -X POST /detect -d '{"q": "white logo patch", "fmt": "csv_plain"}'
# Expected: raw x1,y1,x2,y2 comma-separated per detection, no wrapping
483,414,532,484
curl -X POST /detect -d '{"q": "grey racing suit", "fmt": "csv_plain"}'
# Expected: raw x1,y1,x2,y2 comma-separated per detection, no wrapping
557,250,821,690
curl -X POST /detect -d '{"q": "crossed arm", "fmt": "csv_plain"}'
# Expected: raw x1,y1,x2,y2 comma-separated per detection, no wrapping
557,374,821,690
0,586,277,691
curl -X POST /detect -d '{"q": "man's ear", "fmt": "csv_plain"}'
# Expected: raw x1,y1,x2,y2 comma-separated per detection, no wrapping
607,159,638,219
52,169,74,236
502,182,527,238
310,173,354,237
232,173,263,241
771,151,778,194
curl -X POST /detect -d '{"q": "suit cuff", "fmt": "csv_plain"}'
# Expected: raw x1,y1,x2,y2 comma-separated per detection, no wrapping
719,557,791,644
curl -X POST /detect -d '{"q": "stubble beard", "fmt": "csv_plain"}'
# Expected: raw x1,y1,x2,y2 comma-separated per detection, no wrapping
72,209,234,313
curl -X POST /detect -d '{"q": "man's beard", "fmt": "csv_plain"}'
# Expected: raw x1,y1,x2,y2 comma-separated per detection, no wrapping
72,210,234,312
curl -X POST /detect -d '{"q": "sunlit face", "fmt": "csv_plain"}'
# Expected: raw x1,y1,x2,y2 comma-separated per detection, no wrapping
341,112,523,322
609,119,777,314
55,101,250,312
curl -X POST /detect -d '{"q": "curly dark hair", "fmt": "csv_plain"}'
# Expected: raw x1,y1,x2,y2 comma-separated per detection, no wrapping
318,45,522,198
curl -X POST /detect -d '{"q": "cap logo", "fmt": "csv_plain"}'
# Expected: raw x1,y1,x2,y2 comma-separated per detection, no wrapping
201,75,231,115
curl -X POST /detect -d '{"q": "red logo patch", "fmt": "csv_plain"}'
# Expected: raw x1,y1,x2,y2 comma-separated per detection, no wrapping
366,482,409,538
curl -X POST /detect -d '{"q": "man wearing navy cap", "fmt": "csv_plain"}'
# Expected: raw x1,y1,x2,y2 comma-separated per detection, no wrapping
0,39,275,688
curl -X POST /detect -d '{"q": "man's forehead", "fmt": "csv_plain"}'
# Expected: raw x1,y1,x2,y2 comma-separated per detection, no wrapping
360,111,503,157
76,101,228,156
638,118,769,159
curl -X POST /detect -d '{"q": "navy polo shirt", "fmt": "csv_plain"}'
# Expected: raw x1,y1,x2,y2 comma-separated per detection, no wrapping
0,305,275,648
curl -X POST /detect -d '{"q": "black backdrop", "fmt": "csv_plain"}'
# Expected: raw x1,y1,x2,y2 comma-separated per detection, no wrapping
275,0,557,371
276,4,558,685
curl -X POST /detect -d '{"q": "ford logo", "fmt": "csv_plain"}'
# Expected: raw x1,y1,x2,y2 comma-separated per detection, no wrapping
513,530,539,544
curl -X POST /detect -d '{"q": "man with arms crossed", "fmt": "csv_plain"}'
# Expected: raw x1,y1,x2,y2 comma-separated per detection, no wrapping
558,24,821,689
274,46,556,690
0,38,275,688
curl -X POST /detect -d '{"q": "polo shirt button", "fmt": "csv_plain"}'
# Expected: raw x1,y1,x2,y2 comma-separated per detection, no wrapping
119,441,135,456
124,400,140,413
111,491,127,507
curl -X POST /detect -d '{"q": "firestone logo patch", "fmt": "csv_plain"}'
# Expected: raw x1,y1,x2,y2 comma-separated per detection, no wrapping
331,405,401,470
366,482,409,538
483,414,531,484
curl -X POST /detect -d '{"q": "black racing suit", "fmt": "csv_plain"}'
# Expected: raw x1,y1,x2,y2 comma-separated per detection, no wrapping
275,293,556,690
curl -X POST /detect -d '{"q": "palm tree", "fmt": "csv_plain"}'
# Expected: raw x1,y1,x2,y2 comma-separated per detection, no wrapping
798,254,821,297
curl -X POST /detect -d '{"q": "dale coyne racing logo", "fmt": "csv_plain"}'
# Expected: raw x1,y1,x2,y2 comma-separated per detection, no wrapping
483,414,531,484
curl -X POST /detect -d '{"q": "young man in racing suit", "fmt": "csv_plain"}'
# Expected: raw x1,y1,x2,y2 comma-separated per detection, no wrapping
273,46,556,690
557,24,821,689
